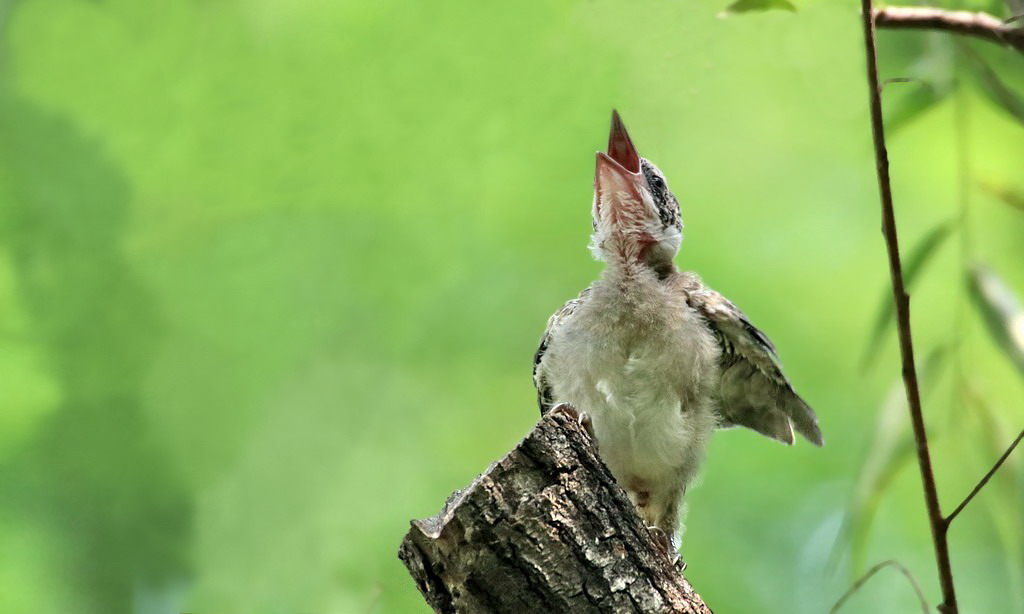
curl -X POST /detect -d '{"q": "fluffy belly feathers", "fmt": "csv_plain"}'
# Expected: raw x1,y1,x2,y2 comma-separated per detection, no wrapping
554,336,715,485
546,296,720,496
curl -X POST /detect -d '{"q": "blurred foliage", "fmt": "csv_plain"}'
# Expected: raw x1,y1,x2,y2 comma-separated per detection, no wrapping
843,345,950,576
884,80,954,135
969,264,1024,373
860,220,956,369
0,0,1022,613
980,179,1024,212
962,45,1024,125
721,0,797,17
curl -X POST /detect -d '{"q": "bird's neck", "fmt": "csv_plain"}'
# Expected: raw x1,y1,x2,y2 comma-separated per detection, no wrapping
644,242,679,280
602,250,676,286
594,227,677,275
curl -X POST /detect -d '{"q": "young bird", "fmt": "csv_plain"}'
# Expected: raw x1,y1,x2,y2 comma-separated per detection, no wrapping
533,111,823,550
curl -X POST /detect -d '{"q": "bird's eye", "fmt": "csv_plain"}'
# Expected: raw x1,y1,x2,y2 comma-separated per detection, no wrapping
650,175,664,189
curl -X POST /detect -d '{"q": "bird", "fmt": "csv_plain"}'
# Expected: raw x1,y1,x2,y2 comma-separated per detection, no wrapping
532,110,823,554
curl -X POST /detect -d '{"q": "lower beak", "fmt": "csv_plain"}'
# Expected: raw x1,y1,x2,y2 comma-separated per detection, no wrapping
595,151,645,213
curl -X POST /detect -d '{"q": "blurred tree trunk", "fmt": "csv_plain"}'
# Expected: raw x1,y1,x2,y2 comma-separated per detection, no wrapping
398,413,711,613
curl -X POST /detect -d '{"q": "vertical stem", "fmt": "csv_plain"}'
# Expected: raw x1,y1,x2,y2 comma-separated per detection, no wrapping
860,4,959,612
952,52,972,405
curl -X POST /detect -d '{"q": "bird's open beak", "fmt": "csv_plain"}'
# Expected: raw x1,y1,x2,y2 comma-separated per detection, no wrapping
595,110,645,221
606,109,640,174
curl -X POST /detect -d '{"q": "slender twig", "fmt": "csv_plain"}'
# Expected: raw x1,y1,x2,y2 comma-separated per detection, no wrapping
874,7,1024,54
830,559,930,613
946,428,1024,525
859,1,959,612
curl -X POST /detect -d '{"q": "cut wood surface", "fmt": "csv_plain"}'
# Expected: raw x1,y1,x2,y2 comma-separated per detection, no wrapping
398,412,711,613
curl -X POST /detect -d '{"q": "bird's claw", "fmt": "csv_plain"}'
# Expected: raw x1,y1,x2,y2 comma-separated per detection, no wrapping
550,403,597,442
647,526,686,572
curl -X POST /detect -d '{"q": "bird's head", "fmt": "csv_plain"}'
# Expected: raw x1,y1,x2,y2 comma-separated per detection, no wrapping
590,111,682,274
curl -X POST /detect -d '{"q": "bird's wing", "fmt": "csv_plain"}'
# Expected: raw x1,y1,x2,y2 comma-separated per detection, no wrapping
533,288,590,415
678,274,823,446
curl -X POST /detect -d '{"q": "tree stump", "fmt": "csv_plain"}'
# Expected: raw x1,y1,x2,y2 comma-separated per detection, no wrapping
398,412,712,613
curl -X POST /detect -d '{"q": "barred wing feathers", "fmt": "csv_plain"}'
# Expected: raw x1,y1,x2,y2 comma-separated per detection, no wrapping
681,276,823,446
533,288,590,415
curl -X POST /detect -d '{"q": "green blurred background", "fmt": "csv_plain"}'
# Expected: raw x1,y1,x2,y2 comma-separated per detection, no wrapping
1,0,1022,612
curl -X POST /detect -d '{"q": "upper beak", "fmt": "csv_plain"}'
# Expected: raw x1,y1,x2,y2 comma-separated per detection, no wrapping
606,110,640,174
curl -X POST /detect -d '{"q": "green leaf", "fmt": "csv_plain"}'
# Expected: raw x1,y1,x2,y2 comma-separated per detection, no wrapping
846,384,915,572
884,81,953,134
844,346,949,572
968,264,1024,374
966,384,1020,494
962,46,1024,125
881,39,954,134
719,0,796,16
961,385,1023,572
979,179,1024,213
861,219,957,370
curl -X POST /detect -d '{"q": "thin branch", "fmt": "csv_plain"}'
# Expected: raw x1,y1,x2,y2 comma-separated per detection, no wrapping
830,559,930,613
874,7,1024,54
859,1,960,612
946,427,1024,525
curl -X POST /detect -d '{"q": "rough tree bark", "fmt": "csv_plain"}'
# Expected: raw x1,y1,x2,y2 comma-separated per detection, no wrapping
398,412,711,613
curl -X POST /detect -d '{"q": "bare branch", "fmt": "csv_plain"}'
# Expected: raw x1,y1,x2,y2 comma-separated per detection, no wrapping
946,427,1024,525
874,7,1024,54
830,559,930,614
859,0,960,611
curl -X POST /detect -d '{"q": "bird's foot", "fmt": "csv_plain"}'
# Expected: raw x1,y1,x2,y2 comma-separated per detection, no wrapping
647,526,686,572
550,403,596,442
